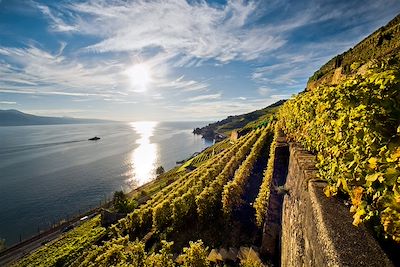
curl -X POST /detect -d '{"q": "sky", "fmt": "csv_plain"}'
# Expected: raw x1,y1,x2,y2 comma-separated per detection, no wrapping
0,0,399,121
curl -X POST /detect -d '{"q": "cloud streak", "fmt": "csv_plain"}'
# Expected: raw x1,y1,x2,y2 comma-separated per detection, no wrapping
0,43,210,99
0,44,123,94
188,93,221,102
35,2,78,32
43,0,287,63
1,0,399,120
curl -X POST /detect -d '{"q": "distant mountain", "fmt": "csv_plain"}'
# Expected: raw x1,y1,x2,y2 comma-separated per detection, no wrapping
0,109,112,126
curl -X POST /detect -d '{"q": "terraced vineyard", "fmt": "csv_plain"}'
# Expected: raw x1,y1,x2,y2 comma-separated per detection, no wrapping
178,139,231,170
15,125,276,266
279,63,400,243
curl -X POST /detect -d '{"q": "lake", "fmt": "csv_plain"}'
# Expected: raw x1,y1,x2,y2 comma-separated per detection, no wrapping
0,121,212,246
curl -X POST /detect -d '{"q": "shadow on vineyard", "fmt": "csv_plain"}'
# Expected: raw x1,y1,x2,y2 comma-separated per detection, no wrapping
158,134,274,255
232,134,274,242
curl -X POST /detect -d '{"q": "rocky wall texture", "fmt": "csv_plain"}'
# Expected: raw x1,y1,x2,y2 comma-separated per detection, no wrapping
279,143,394,267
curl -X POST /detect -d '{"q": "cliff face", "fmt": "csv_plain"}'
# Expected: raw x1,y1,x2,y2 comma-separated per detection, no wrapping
307,14,400,90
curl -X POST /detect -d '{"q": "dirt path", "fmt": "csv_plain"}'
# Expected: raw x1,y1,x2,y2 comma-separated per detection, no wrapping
233,135,273,245
261,133,289,265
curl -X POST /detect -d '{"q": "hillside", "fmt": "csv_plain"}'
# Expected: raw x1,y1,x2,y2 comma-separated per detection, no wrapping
279,13,400,250
193,100,285,139
307,14,400,90
0,109,111,126
8,13,400,267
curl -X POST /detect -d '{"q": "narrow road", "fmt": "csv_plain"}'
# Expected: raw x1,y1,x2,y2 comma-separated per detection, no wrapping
0,229,63,266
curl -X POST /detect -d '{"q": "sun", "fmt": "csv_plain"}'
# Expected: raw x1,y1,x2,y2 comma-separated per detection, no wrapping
126,63,152,92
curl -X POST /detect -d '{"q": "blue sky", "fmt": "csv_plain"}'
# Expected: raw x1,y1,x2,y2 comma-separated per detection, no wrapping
0,0,399,121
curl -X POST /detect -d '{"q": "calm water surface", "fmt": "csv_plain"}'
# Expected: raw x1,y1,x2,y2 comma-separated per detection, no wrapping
0,121,212,246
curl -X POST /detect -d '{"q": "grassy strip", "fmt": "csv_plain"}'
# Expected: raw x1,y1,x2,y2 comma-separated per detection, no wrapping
15,216,105,267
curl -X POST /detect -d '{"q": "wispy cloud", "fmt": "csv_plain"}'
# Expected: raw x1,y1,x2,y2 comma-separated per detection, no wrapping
1,0,399,120
0,88,111,97
251,40,359,93
0,41,213,101
0,44,123,95
249,0,400,95
257,87,275,96
103,98,138,104
188,93,221,102
39,0,287,63
155,75,209,92
35,3,77,32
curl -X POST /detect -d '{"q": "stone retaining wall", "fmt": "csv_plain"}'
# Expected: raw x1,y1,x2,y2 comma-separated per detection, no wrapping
279,142,394,266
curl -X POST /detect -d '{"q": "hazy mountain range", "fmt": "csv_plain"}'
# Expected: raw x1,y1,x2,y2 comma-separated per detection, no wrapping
0,109,112,126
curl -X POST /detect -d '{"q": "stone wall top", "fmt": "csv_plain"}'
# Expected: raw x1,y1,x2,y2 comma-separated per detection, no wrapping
281,142,394,267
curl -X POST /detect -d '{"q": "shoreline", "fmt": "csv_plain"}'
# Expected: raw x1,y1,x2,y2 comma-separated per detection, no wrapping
0,147,208,263
0,122,210,247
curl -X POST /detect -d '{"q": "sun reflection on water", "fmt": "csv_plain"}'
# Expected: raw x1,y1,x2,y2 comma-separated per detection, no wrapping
128,121,158,187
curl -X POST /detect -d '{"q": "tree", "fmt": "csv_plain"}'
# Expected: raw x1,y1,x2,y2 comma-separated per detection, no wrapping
156,166,165,176
112,191,136,213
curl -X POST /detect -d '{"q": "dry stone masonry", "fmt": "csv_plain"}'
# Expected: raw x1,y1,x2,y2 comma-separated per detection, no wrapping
263,138,394,266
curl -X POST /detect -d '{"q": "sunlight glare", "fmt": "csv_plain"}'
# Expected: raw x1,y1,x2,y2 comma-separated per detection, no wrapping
126,63,152,92
127,121,158,187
